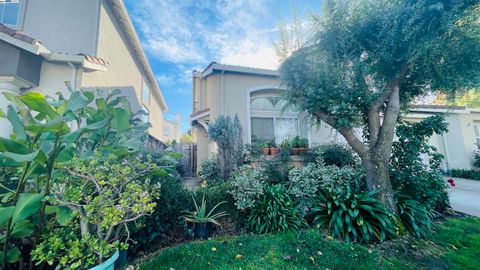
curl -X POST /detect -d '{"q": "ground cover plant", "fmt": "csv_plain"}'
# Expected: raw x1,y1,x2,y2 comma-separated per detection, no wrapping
448,169,480,181
138,218,480,270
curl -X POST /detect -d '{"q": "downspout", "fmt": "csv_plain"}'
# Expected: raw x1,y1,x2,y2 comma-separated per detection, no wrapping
67,62,78,89
442,133,450,172
221,71,225,114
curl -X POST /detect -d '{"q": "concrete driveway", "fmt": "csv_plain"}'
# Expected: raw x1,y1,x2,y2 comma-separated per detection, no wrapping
446,177,480,217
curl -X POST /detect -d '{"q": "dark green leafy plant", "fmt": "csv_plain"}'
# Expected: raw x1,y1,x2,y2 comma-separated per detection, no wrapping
313,188,396,243
247,185,305,234
319,144,356,167
395,193,432,238
391,115,450,211
449,169,480,180
474,148,480,168
291,136,308,148
198,158,222,182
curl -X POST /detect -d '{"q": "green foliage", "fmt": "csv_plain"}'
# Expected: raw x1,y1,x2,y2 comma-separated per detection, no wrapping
0,87,154,268
31,227,119,269
196,181,240,224
229,165,267,210
391,115,450,211
395,194,432,238
208,115,244,179
291,136,308,148
183,194,228,225
281,0,480,128
474,149,480,168
319,144,356,167
247,185,305,234
259,155,292,184
448,169,480,180
130,175,190,251
313,188,396,243
198,158,222,182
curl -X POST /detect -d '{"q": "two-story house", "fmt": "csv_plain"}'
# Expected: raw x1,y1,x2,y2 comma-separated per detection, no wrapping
191,62,480,171
0,0,170,143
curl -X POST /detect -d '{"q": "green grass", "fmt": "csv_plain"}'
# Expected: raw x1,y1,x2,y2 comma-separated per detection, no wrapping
139,218,480,270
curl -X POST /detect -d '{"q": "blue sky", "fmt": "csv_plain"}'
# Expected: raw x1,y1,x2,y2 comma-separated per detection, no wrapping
124,0,322,132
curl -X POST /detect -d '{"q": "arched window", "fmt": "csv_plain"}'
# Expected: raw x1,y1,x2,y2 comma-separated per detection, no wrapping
250,90,307,144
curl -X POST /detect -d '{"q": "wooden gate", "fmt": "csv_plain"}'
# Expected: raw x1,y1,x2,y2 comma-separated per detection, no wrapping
175,143,197,177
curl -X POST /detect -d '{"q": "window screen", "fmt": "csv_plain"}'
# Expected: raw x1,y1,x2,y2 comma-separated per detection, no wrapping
0,0,21,26
251,117,274,141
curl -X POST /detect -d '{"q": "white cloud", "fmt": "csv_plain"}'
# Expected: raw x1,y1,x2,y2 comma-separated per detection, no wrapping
128,0,280,69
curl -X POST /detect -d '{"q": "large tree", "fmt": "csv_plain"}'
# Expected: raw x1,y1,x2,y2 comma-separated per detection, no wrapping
280,0,480,212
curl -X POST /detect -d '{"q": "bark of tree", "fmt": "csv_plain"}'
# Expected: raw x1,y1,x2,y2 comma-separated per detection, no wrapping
313,63,408,214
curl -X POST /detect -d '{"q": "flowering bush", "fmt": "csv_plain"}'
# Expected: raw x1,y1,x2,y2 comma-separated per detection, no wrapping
229,165,267,210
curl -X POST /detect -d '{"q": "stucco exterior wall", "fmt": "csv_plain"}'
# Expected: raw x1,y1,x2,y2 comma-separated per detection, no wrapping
30,62,82,97
81,2,164,141
22,0,99,55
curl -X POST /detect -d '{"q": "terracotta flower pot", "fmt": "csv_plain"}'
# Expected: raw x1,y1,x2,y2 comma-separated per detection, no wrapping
270,147,280,156
297,147,307,155
262,147,270,155
291,148,300,155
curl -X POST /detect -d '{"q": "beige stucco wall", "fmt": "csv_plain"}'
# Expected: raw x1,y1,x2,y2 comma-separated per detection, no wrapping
81,2,164,141
29,62,83,97
22,0,99,55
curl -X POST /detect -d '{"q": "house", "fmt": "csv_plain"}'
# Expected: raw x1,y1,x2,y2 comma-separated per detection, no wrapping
0,0,170,143
191,62,480,171
163,113,182,142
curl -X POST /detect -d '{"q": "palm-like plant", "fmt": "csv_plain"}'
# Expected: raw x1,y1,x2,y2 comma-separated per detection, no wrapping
183,194,228,226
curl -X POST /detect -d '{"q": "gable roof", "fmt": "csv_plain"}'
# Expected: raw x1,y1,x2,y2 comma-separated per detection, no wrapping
108,0,168,111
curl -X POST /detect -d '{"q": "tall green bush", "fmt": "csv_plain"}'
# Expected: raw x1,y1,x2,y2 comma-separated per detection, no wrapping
390,115,450,211
208,115,244,180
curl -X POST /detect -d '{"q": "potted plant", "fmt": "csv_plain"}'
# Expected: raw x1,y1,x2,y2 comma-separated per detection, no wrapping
261,141,270,156
31,154,160,270
269,140,280,156
291,136,309,155
183,194,228,240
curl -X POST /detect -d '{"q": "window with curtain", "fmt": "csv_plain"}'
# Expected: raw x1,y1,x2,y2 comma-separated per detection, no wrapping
0,0,21,26
474,122,480,147
250,91,306,144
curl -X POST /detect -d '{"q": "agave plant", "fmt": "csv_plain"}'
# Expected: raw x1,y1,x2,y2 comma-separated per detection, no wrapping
183,194,228,226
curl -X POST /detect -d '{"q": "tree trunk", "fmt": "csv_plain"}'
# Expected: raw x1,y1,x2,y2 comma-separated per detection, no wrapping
362,151,397,214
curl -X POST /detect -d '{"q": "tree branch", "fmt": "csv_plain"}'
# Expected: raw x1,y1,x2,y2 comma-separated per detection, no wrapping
313,112,368,156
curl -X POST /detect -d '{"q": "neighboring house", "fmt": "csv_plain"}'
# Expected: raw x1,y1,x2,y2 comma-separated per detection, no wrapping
191,62,480,170
0,0,168,143
163,113,181,142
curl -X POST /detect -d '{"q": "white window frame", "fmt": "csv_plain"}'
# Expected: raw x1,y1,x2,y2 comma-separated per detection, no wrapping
141,105,149,124
474,122,480,147
0,0,26,29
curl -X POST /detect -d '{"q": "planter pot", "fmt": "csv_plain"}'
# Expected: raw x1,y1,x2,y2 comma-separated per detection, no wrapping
194,222,213,240
114,249,128,270
297,147,307,155
56,249,119,270
262,147,270,156
270,147,280,156
290,148,300,155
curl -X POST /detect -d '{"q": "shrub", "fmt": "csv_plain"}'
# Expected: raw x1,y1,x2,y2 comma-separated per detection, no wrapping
320,144,356,167
196,181,242,225
260,155,292,184
198,158,222,182
287,163,321,199
391,115,450,211
246,185,305,234
208,115,244,179
474,148,480,168
130,175,191,252
312,188,396,243
229,165,266,210
449,169,480,180
395,194,432,238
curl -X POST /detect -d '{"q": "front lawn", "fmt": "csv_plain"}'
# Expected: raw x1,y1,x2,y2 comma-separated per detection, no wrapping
139,218,480,270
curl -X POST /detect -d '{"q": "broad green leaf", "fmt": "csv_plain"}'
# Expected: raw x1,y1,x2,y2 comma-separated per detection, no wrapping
0,151,39,163
6,105,27,141
60,128,83,143
24,116,68,134
112,108,130,132
12,193,43,223
10,220,34,238
0,108,5,118
6,247,21,263
56,206,74,226
86,118,109,130
0,137,30,154
96,98,107,110
19,92,59,119
0,206,14,225
67,91,90,112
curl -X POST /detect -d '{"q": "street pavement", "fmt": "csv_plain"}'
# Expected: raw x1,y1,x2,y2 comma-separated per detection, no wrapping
446,177,480,217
